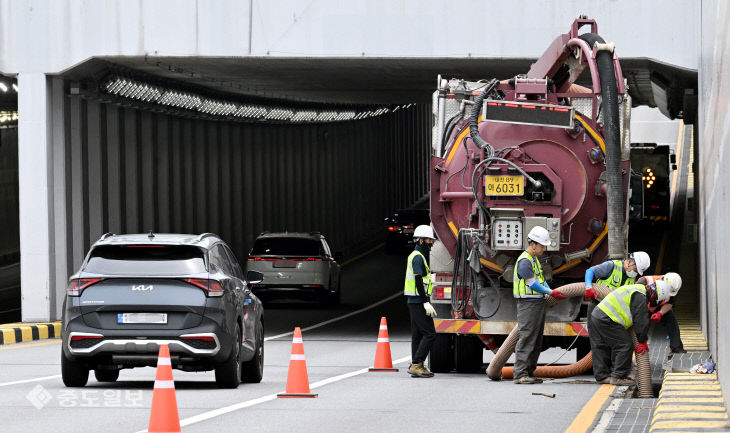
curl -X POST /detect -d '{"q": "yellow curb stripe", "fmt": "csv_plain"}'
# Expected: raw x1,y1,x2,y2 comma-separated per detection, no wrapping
38,326,48,340
1,328,15,344
564,384,615,433
654,405,727,413
659,398,725,404
650,420,730,431
653,412,728,420
19,326,32,341
662,385,722,390
660,390,723,396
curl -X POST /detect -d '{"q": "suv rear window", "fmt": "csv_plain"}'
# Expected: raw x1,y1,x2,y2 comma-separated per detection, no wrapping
84,245,207,275
250,238,321,257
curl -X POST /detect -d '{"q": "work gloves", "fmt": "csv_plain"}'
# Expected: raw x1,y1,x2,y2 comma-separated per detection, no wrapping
584,287,596,301
550,289,566,301
635,342,649,355
650,312,664,323
423,302,437,317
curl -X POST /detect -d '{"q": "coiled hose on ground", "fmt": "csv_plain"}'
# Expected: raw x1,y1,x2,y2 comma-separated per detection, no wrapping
486,283,652,396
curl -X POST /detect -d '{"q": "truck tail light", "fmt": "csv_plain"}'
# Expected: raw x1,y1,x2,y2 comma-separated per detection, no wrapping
67,278,104,296
183,278,224,297
387,226,401,232
433,286,452,300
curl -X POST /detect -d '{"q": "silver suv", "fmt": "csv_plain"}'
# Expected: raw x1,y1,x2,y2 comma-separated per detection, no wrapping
247,232,342,305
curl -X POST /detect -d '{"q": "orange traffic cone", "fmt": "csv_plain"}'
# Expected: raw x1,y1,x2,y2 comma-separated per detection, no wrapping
369,317,399,372
148,344,182,433
277,327,317,398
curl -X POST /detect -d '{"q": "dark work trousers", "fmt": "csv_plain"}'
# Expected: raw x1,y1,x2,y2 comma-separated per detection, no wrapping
657,309,684,351
408,303,436,364
588,312,634,380
514,298,546,379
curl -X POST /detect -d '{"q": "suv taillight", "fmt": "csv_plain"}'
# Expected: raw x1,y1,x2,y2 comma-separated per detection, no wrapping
67,278,104,296
183,278,224,297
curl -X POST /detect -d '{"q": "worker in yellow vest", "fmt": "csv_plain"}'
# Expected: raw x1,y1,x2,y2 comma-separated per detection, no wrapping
638,273,685,353
583,252,651,329
512,226,567,384
404,225,437,378
588,279,670,385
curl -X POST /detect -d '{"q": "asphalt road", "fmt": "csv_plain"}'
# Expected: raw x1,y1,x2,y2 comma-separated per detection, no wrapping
0,250,600,433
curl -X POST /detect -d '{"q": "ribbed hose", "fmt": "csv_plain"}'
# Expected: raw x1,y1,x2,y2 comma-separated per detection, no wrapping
501,351,593,379
632,330,653,397
486,283,652,393
579,33,625,259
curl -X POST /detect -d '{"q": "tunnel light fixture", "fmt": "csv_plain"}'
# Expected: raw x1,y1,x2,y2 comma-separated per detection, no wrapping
0,111,19,124
12,83,19,92
0,83,7,93
100,75,411,124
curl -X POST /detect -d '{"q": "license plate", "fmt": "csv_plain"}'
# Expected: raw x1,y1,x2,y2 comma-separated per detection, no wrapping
485,175,524,196
274,260,297,268
117,313,167,324
403,228,414,234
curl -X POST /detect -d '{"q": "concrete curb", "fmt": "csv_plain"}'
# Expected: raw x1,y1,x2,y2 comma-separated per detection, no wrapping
0,322,61,345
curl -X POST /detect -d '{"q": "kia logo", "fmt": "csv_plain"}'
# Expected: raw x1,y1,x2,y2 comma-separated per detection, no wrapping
132,285,154,291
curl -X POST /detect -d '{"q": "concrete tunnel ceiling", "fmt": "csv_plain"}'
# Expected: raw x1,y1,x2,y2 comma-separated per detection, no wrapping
61,56,697,121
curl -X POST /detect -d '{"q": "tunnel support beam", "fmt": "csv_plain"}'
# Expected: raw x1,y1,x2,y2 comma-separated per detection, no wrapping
18,73,55,322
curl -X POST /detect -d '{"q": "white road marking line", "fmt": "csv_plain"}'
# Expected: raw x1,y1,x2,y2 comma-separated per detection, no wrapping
0,374,61,387
132,355,412,432
264,291,402,341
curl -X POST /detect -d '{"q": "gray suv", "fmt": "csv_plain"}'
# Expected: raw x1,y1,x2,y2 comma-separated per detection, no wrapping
61,233,264,389
247,232,342,304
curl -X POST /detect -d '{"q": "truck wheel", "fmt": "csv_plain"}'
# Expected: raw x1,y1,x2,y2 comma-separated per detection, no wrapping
576,338,593,374
428,333,454,373
455,335,484,373
61,351,89,387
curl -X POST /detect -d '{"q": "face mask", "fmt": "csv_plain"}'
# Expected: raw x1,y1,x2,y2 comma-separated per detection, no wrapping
626,270,637,278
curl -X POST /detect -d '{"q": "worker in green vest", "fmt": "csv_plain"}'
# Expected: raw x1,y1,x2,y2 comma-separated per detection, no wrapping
588,279,670,385
405,224,437,378
512,226,567,384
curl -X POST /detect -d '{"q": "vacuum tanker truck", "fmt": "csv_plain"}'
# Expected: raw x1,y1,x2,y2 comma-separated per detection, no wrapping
427,17,633,373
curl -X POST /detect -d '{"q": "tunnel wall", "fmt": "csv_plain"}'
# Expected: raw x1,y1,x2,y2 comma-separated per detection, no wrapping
0,128,19,262
49,77,430,314
699,0,729,391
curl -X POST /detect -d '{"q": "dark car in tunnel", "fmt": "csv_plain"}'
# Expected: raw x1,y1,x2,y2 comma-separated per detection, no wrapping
61,233,264,389
246,232,342,305
384,208,430,254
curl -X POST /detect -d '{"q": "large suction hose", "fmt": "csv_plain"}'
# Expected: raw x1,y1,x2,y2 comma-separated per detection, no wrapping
486,283,652,394
579,33,626,259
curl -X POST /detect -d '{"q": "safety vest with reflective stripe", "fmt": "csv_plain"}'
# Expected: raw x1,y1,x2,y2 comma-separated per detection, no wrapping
643,275,665,313
404,250,432,297
513,251,546,299
597,283,647,329
596,260,635,289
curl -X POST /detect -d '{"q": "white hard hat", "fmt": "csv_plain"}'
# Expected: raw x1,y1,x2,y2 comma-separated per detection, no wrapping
630,251,650,276
413,225,436,240
655,279,671,306
663,272,682,296
527,226,550,246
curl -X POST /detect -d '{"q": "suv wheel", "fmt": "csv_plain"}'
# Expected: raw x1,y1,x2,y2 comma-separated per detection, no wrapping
215,327,242,388
242,325,264,383
61,351,89,387
94,369,120,383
